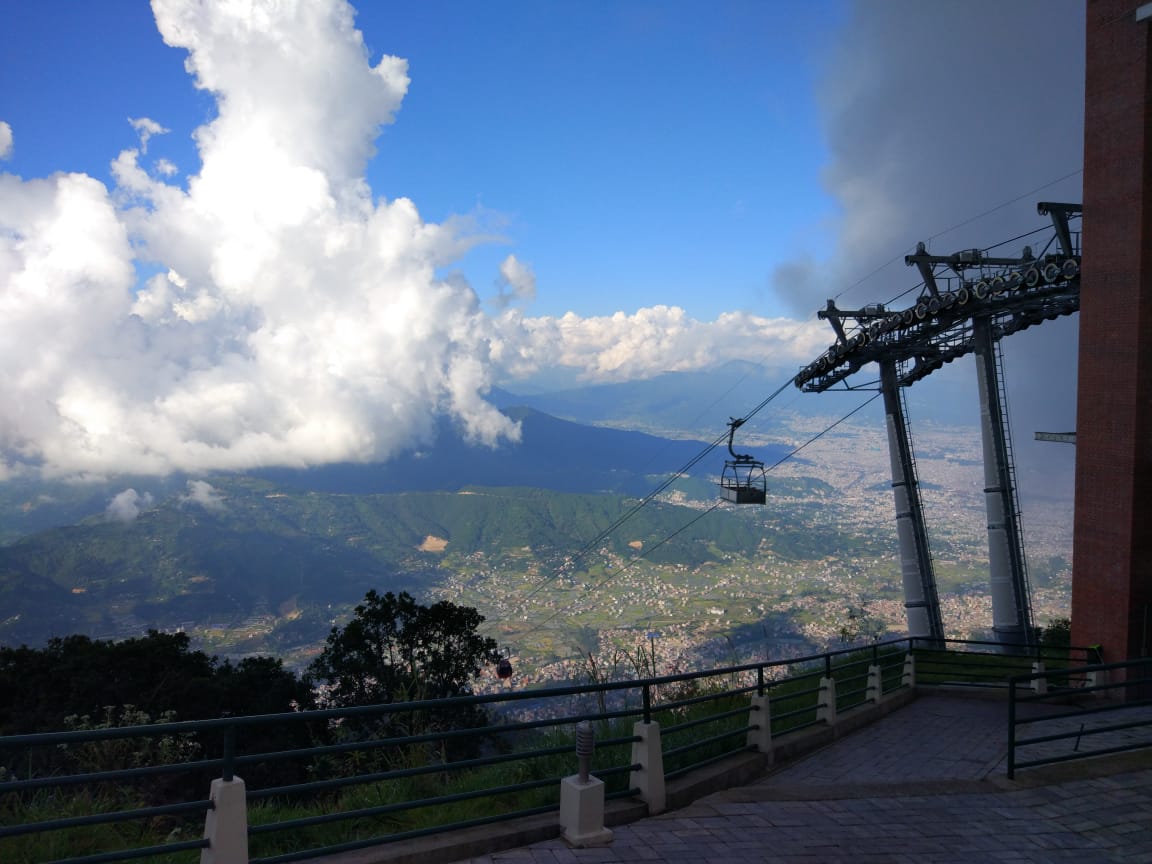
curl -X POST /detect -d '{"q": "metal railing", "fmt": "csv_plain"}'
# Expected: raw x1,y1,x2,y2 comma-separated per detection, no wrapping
911,637,1097,688
1007,657,1152,779
0,636,1099,864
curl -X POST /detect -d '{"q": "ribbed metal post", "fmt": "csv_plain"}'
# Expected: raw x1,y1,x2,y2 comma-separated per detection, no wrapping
575,721,594,784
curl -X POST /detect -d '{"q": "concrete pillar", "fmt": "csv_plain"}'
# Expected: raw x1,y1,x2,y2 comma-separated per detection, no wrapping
746,693,773,758
1031,661,1048,695
817,677,837,725
866,664,883,703
201,777,248,864
559,775,613,848
628,721,665,815
901,654,916,689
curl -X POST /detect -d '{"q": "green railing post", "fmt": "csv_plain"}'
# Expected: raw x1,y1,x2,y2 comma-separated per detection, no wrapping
642,683,652,725
1007,677,1017,780
222,725,236,783
757,665,765,697
824,653,832,679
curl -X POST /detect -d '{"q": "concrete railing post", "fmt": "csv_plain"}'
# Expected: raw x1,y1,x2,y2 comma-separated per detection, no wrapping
629,720,666,816
817,677,837,725
1031,661,1048,695
866,664,883,703
901,653,916,688
559,721,612,848
201,776,248,864
746,694,773,761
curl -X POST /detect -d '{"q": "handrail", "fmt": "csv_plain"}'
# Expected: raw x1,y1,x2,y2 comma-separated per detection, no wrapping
0,636,1105,864
1007,657,1152,778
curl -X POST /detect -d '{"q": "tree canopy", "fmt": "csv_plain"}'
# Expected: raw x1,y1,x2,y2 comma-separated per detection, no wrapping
307,590,500,708
0,631,314,735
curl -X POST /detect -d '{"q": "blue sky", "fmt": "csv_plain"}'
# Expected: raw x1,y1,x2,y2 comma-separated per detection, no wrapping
2,0,844,321
0,0,1085,479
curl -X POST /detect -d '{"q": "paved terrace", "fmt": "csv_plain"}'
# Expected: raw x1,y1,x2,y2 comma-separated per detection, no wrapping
451,692,1152,864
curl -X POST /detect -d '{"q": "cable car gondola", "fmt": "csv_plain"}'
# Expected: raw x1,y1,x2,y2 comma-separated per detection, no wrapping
495,647,513,682
719,417,766,505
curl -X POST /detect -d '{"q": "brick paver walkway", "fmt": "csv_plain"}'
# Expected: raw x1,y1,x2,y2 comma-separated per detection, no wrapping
459,693,1152,863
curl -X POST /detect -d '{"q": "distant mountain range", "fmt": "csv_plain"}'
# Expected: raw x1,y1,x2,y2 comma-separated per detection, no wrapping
254,405,791,496
0,398,792,545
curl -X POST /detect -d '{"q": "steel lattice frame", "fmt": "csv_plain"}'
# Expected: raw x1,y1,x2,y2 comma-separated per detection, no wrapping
794,204,1081,394
789,202,1081,648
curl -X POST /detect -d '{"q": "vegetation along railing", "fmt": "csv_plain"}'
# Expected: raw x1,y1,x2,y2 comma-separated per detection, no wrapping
1008,656,1152,779
911,636,1098,687
1,636,1099,864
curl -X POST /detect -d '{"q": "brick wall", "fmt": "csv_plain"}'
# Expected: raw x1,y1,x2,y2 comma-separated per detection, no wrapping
1071,0,1152,660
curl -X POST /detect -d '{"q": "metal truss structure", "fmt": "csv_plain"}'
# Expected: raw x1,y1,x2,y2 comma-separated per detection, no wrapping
792,203,1082,649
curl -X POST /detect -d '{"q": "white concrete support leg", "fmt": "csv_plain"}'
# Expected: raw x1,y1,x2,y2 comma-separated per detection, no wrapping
817,677,837,725
628,721,666,816
746,694,773,761
901,654,916,688
559,775,613,848
1032,661,1048,695
867,664,883,703
201,777,248,864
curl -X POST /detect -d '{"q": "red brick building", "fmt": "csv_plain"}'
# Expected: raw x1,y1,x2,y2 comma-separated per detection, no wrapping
1072,0,1152,659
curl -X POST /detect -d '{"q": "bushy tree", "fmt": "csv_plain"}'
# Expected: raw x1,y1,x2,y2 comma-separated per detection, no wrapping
308,590,500,708
0,631,313,734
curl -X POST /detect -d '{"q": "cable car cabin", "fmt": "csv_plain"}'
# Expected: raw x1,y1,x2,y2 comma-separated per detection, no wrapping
720,458,767,504
496,657,513,680
719,417,767,505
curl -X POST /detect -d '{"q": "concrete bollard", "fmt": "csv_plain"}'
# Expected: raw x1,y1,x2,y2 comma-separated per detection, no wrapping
866,664,883,703
201,776,248,864
559,721,613,848
1031,661,1048,695
901,653,916,688
817,677,837,725
746,694,774,762
628,720,666,816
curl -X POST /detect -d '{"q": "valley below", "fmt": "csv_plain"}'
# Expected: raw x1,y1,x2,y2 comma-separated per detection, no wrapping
0,384,1074,689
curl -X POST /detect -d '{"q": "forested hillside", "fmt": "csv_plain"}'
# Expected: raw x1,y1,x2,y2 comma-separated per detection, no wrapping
0,476,854,650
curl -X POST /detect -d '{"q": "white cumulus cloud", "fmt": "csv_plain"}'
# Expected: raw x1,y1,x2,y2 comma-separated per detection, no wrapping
517,306,827,382
128,117,169,154
182,479,225,510
0,0,523,478
106,488,154,522
0,121,12,160
494,254,536,307
0,1,832,480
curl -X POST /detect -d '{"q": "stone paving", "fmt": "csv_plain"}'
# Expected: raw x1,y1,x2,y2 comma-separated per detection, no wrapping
458,693,1152,863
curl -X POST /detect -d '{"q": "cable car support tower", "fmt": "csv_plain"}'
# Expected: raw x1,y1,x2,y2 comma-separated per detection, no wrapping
793,203,1082,649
